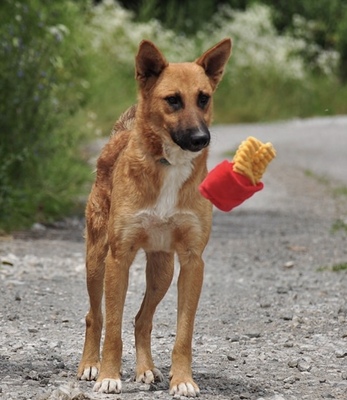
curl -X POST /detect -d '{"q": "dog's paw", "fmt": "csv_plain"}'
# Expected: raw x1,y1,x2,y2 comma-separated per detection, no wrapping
136,367,164,384
93,378,122,394
169,381,200,397
78,366,99,381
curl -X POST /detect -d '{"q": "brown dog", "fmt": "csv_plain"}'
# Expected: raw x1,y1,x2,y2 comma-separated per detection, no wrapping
77,38,232,397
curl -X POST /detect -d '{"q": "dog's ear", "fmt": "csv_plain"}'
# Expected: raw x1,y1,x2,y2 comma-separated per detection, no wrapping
135,40,168,89
195,38,232,90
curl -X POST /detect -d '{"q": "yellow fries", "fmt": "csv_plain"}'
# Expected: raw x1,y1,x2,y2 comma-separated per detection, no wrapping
233,136,276,185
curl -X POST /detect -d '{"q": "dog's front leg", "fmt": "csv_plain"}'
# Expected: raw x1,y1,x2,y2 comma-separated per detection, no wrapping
169,251,204,397
93,247,135,394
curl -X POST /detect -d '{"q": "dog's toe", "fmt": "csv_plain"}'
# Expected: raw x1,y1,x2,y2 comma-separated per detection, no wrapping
93,378,122,394
170,382,200,397
136,367,164,384
79,366,99,381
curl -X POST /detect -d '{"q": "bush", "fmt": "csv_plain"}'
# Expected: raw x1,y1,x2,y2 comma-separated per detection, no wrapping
86,1,346,126
0,0,92,231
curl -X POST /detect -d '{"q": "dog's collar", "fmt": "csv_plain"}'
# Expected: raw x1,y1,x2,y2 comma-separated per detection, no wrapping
159,157,171,166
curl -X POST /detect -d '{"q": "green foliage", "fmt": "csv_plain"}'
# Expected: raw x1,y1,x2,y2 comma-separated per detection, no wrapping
121,0,347,81
120,0,249,35
81,1,347,129
331,219,347,233
0,0,92,231
318,262,347,272
332,262,347,271
1,0,347,232
262,0,347,80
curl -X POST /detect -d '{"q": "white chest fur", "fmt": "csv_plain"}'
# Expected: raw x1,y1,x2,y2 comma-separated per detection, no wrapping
135,160,194,252
153,162,193,219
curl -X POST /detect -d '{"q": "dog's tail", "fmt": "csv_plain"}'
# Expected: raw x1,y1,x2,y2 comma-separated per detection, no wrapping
111,104,137,136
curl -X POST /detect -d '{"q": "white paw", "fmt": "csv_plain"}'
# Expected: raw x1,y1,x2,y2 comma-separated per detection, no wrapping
170,382,200,397
136,367,164,384
79,366,99,381
93,378,122,394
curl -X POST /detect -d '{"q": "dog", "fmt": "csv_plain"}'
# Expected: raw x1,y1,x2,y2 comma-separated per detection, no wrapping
77,38,232,397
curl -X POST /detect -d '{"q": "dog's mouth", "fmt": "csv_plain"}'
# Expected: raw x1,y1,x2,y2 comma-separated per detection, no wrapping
170,125,210,152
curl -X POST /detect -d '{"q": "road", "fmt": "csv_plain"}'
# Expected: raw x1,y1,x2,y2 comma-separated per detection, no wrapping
1,116,347,400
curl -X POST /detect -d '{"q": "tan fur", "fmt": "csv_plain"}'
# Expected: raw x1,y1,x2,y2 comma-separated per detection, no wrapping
78,38,232,397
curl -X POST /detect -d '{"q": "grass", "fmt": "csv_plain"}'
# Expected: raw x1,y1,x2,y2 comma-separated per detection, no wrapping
331,219,347,233
318,262,347,272
303,169,330,186
333,186,347,197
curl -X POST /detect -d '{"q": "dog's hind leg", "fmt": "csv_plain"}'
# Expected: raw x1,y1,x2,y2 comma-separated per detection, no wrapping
93,245,137,394
77,229,107,381
135,251,174,384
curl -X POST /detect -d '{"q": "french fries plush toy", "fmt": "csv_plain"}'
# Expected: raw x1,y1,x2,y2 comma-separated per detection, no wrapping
199,136,276,212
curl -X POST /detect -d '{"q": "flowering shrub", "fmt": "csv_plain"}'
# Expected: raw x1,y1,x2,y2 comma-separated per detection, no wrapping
89,1,339,80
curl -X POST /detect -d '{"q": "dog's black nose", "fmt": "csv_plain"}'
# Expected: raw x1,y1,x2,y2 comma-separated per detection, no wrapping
189,129,210,151
170,124,211,152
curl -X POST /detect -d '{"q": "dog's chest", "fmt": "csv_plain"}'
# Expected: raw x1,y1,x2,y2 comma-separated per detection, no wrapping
137,162,193,251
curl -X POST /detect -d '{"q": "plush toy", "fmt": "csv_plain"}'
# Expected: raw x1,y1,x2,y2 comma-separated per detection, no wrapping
199,136,276,212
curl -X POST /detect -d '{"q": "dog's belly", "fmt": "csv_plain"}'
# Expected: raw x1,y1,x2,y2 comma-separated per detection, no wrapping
134,211,174,252
133,210,199,253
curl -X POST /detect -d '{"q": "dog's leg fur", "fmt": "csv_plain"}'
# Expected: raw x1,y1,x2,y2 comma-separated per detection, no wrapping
77,188,109,381
77,243,106,380
93,244,138,393
135,251,175,383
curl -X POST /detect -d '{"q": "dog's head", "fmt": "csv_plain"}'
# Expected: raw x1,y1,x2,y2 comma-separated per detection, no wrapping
135,39,232,154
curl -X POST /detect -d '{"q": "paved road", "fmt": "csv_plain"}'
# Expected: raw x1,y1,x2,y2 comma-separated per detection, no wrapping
210,116,347,183
1,116,347,400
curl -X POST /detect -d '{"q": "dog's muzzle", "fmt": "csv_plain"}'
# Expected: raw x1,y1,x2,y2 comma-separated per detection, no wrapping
171,124,210,152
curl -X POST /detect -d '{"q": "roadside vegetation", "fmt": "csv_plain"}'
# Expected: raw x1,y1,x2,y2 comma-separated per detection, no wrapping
1,0,347,231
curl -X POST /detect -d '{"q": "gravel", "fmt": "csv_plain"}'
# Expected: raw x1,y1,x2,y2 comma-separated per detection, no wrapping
1,118,347,400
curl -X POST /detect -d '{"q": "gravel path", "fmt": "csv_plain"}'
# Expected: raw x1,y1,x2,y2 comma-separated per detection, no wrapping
1,117,347,400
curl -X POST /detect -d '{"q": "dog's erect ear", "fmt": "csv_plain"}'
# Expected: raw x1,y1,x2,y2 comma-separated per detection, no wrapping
195,38,232,90
135,40,168,89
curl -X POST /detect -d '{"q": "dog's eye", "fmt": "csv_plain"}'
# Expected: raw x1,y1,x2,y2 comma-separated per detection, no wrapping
165,95,182,110
198,93,210,109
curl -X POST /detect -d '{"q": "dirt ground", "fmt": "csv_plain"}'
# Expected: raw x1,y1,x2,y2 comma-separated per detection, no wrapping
1,118,347,400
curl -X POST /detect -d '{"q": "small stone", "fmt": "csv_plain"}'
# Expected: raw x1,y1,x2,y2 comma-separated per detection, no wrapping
227,355,236,361
284,261,295,268
282,314,293,321
277,286,289,294
260,302,271,308
288,359,298,368
31,223,46,231
28,328,39,333
297,359,311,372
240,393,251,399
335,349,347,358
245,332,261,339
71,387,90,399
283,375,299,384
